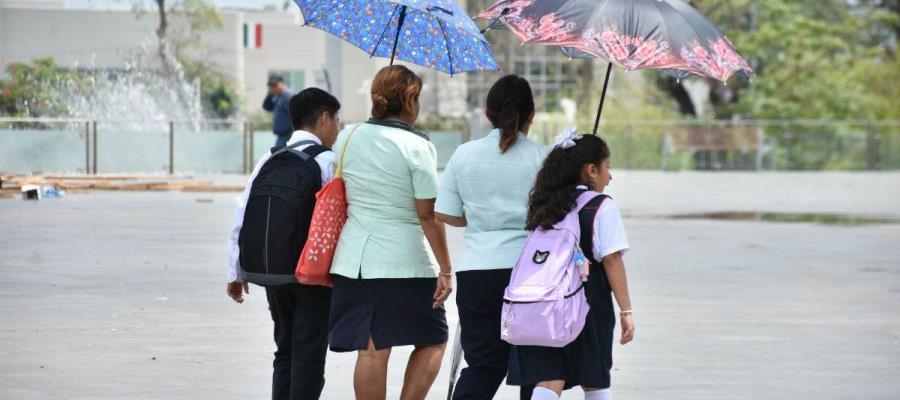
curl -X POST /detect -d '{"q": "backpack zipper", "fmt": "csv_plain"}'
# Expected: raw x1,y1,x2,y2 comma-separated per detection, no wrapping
264,196,272,274
503,283,585,305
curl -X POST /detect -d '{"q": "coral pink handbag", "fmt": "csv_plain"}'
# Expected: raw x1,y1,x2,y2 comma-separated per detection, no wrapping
295,124,361,286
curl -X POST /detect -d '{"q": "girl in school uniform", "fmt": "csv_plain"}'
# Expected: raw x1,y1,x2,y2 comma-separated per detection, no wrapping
509,131,635,400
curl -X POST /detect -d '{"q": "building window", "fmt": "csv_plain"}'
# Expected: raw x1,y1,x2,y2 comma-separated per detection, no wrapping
270,70,306,92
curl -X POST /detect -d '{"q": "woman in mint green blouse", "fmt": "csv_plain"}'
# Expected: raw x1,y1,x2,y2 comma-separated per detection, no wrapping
328,65,453,400
436,75,546,400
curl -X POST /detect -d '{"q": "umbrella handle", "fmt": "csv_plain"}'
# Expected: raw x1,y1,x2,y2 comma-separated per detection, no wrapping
390,5,409,65
592,63,614,135
447,323,463,400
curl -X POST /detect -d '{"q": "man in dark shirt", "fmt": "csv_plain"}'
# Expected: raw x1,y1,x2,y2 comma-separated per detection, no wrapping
263,75,295,146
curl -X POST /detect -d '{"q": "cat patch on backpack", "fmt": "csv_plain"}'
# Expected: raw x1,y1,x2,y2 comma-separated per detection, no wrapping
533,250,550,264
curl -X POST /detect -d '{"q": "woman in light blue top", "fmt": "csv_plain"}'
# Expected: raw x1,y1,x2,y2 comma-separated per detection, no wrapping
328,65,453,400
435,75,547,399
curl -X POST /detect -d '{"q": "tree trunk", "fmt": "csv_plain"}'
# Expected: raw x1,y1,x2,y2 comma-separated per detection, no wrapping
155,0,175,76
153,0,200,125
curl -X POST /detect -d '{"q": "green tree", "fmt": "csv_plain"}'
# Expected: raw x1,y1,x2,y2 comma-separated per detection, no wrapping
668,0,899,119
140,0,241,118
181,59,240,118
0,59,87,117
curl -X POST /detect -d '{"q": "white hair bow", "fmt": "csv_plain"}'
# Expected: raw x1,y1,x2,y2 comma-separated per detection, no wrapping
553,127,582,149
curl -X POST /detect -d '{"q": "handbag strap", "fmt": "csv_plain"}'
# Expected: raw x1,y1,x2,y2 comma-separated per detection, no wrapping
335,124,363,179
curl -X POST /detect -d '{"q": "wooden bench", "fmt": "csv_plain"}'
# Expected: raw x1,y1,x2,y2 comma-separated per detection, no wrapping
661,125,772,170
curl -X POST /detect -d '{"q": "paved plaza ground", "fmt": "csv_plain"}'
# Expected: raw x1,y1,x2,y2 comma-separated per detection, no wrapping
1,171,899,399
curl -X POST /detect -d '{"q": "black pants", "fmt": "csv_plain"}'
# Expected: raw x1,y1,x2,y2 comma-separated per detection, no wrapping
265,284,331,400
454,269,526,400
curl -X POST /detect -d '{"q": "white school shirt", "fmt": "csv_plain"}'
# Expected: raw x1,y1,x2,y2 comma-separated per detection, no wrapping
435,129,549,272
226,130,336,283
577,185,631,262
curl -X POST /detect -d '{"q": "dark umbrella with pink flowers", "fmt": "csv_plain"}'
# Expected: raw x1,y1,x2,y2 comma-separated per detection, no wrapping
479,0,754,134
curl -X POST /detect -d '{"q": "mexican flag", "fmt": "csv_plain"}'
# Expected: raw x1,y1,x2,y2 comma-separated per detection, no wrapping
243,23,262,49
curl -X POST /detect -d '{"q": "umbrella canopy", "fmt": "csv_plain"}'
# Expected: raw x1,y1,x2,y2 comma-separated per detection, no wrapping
480,0,752,82
479,0,754,133
296,0,499,75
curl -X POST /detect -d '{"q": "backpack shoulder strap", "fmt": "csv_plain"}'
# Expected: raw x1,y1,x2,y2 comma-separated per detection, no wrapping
271,140,318,160
578,194,610,263
575,190,604,210
300,145,329,188
579,194,609,223
556,190,606,236
301,144,330,161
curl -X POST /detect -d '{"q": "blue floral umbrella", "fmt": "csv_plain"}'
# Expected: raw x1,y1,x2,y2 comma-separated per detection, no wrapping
294,0,499,75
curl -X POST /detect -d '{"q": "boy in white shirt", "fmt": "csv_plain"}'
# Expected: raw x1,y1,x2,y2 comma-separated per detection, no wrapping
226,87,340,400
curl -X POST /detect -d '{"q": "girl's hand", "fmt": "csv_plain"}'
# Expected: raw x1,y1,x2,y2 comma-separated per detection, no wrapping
433,274,453,309
620,313,635,345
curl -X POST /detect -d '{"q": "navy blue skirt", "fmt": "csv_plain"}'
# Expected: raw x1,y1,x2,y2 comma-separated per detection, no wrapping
506,264,616,390
328,275,448,352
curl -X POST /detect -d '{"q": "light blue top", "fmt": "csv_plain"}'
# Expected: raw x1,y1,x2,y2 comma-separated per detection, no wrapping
435,129,549,272
330,122,441,279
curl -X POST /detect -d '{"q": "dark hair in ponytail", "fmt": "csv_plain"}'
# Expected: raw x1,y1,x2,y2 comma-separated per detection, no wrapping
525,134,611,231
485,75,535,154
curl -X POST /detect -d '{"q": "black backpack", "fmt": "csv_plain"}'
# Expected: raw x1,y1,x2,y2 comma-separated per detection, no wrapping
238,140,329,286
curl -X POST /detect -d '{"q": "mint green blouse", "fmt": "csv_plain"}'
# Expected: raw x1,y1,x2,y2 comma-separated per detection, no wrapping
435,129,549,272
330,123,441,279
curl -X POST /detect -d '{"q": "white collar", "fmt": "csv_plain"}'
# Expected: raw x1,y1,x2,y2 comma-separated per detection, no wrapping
287,130,322,146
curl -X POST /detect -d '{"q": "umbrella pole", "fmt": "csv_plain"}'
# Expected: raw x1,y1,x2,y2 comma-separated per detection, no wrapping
446,324,463,400
592,63,614,135
480,8,511,34
390,5,408,65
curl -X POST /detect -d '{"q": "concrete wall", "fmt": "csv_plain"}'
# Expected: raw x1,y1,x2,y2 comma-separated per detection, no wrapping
0,7,242,83
0,0,66,9
240,10,468,123
0,5,468,123
240,11,334,116
0,7,160,70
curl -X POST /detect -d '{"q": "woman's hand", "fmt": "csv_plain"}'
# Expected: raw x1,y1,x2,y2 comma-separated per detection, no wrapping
416,198,454,309
620,313,635,345
433,274,453,309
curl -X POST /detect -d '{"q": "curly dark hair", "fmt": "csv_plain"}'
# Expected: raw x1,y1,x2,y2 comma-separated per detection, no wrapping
525,134,610,231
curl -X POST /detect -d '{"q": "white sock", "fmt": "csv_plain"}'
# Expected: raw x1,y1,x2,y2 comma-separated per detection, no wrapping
584,388,612,400
531,386,560,400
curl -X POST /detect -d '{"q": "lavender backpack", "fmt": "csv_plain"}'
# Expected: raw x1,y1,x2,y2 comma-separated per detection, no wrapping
501,191,604,347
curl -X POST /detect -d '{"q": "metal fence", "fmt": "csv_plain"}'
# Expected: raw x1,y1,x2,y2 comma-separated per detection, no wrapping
1,118,262,175
1,118,898,174
528,119,900,171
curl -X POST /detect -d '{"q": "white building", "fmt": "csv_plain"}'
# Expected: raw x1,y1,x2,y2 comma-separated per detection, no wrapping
0,2,469,123
0,0,68,8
